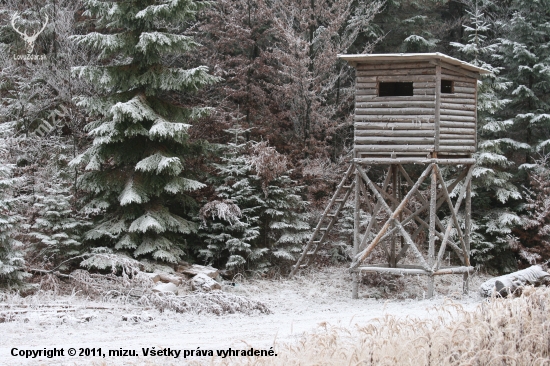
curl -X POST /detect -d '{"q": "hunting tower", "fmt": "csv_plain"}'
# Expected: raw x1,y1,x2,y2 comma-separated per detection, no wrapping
291,53,489,298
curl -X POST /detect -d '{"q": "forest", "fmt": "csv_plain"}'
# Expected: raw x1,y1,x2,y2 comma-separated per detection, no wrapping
1,0,550,289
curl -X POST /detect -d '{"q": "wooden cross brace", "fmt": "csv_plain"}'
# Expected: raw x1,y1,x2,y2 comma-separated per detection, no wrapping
350,163,474,273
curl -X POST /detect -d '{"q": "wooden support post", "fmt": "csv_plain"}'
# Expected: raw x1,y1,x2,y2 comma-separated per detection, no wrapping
463,177,472,294
427,163,437,298
390,165,397,267
352,167,360,299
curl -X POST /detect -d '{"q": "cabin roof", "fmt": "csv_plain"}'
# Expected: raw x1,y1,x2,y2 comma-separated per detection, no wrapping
338,52,490,75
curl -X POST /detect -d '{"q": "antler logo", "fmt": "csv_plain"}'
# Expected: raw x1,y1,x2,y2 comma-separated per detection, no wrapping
11,12,49,54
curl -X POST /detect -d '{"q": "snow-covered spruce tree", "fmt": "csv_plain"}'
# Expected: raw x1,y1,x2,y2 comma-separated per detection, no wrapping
496,0,550,162
248,142,309,271
0,123,27,287
29,155,92,267
450,0,522,270
70,0,219,264
198,126,262,269
199,134,309,272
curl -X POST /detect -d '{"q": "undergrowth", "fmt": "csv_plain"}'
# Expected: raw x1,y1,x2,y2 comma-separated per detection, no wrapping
196,286,550,365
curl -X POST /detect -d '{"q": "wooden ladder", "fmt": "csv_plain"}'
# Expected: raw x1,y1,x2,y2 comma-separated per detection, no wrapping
289,164,355,276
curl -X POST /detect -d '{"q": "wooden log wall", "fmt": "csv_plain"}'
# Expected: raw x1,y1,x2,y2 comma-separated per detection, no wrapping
354,61,477,158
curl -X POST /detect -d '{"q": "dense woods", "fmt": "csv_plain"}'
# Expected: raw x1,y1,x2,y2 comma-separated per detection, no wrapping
1,0,549,287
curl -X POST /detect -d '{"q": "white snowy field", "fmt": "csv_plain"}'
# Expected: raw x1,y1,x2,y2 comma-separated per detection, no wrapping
0,267,490,365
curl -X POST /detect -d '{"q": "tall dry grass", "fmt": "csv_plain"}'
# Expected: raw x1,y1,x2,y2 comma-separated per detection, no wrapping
202,286,550,366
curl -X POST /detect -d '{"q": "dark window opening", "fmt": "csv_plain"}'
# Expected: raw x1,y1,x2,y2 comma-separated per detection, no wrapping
441,80,454,94
378,82,413,97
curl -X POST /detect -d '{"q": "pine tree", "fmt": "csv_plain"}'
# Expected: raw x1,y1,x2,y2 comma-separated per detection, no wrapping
70,0,220,263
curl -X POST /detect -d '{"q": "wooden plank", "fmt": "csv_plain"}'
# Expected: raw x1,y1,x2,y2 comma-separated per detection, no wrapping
355,68,435,76
439,127,476,134
355,122,435,128
440,134,475,140
355,95,377,102
355,130,435,137
441,73,478,84
440,109,475,116
454,81,477,87
358,95,435,102
413,82,436,88
440,115,476,122
356,62,432,71
449,92,476,99
356,89,377,95
355,145,434,152
414,88,436,95
440,97,476,104
356,76,377,83
354,266,474,275
356,108,435,115
453,86,476,94
439,61,481,79
355,136,435,144
439,121,476,128
438,139,476,145
438,146,475,152
378,75,436,82
440,103,475,111
356,82,377,89
357,101,435,108
353,157,476,165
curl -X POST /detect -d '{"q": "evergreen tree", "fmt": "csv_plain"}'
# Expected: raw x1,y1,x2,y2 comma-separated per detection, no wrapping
70,0,219,263
496,0,550,162
451,0,522,270
0,122,27,287
199,130,309,271
199,126,262,269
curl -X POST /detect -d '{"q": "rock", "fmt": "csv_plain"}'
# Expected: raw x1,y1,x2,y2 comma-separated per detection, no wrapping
181,264,219,279
480,265,550,297
191,273,221,292
152,282,178,294
158,273,183,286
142,272,161,283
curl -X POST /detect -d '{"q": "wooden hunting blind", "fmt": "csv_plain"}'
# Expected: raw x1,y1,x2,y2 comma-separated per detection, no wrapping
290,53,490,298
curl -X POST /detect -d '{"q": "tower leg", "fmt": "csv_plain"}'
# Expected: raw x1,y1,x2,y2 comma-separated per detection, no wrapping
352,166,360,299
463,177,472,295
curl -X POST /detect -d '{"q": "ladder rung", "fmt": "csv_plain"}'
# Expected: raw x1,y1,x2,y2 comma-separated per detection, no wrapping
312,240,321,244
335,199,345,202
343,185,352,189
320,227,328,231
327,214,336,217
306,251,316,256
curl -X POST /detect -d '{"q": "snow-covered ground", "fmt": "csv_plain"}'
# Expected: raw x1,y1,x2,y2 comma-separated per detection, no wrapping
0,266,490,365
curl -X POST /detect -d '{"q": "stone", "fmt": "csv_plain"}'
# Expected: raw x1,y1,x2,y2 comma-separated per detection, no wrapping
142,272,161,283
191,273,222,292
158,273,183,286
181,264,219,279
152,282,178,294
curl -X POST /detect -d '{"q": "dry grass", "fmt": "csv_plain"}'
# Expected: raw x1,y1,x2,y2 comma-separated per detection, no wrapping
198,286,550,366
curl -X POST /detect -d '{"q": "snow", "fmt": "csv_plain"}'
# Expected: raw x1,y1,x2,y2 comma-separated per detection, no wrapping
0,266,490,365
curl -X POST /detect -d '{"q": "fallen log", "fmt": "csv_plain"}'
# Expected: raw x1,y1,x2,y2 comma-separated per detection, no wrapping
480,265,550,297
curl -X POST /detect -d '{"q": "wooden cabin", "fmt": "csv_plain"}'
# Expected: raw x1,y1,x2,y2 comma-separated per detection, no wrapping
338,53,490,160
